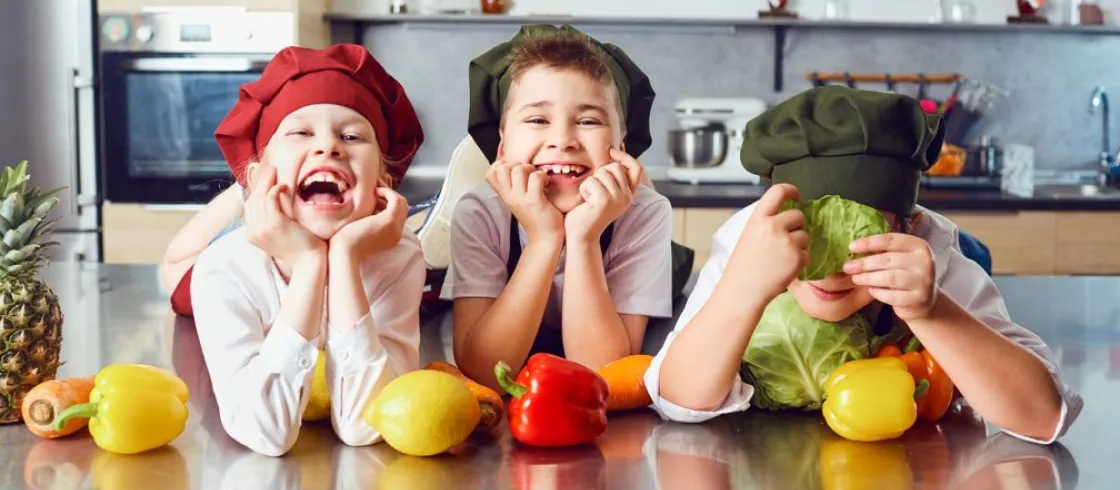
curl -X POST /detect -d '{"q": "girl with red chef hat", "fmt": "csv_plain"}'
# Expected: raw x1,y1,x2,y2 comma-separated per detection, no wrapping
177,44,426,456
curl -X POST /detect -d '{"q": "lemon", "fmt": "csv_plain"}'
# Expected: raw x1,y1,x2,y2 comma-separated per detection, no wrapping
364,370,481,456
303,349,331,421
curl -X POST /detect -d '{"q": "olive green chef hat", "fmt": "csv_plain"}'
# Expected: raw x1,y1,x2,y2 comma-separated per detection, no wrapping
466,24,656,162
740,86,945,217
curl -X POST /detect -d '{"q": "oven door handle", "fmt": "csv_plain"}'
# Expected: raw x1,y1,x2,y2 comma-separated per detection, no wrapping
126,57,270,72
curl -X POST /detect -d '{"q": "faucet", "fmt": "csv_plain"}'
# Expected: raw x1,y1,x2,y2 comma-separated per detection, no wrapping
1090,86,1118,186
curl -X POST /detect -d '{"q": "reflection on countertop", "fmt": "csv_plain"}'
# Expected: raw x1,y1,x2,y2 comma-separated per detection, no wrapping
1,263,1117,489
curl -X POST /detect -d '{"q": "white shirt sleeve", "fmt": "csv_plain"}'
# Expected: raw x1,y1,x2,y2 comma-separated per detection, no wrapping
937,251,1084,445
644,206,757,423
325,239,425,447
191,263,320,457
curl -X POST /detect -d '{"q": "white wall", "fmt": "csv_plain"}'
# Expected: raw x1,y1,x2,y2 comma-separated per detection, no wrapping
341,0,1115,25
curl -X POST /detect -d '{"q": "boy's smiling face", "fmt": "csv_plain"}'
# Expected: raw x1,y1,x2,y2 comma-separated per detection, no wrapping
497,66,625,214
251,103,385,240
787,211,901,322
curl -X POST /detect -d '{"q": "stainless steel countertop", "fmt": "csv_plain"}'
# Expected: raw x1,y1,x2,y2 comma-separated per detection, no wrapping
1,263,1117,489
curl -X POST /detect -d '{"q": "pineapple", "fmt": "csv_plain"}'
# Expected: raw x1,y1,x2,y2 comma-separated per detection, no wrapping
0,161,65,424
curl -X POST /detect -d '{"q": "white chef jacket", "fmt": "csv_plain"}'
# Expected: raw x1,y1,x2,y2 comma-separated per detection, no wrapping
190,227,425,457
643,203,1084,445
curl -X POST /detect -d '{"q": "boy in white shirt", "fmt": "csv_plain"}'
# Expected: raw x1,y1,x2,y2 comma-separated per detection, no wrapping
189,44,426,456
646,86,1082,444
439,25,676,388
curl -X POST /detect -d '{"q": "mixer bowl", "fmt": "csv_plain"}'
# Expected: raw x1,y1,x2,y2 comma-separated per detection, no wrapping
668,126,727,168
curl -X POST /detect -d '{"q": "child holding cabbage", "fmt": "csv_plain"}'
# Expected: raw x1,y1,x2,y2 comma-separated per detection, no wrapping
645,86,1082,444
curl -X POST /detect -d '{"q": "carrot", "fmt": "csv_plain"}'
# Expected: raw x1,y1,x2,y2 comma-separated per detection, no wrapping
425,361,504,432
598,355,654,412
21,376,96,438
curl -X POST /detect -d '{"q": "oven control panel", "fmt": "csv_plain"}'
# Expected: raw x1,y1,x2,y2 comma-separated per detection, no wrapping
99,10,294,53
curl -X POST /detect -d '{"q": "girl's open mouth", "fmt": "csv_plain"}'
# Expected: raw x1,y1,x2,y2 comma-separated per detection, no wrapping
808,282,853,302
297,168,353,210
537,163,590,187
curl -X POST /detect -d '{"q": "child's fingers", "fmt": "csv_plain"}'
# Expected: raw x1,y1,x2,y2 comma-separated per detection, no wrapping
252,164,276,197
844,251,906,275
276,184,296,218
490,160,514,193
599,164,629,199
755,184,800,217
851,269,919,291
849,233,917,254
791,229,810,251
377,188,408,223
773,207,805,231
527,169,548,198
510,164,535,194
595,171,624,201
581,177,609,205
866,288,926,310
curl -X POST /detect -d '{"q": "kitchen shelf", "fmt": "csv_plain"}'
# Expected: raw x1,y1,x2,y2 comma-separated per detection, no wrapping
324,12,1120,92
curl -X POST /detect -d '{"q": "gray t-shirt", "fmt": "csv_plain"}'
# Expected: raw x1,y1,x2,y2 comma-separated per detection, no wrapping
439,183,675,331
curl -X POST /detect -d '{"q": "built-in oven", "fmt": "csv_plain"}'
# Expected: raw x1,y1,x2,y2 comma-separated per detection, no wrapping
98,10,294,204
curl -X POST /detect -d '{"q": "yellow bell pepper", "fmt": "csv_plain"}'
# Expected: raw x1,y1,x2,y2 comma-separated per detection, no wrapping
91,445,189,490
53,364,190,454
303,349,331,421
822,357,920,442
819,433,913,490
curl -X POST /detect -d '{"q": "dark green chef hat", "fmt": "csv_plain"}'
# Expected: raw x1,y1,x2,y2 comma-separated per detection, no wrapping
466,24,656,162
740,86,945,217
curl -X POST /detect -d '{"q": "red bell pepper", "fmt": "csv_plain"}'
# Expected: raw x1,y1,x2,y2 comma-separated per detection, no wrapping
494,353,609,447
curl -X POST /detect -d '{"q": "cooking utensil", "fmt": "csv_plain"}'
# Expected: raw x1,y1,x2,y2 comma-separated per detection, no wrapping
667,125,728,168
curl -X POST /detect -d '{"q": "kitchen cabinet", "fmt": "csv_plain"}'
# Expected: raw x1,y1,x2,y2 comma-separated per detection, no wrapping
98,0,331,48
102,204,199,265
102,204,436,266
673,207,1120,276
940,211,1057,275
1054,212,1120,274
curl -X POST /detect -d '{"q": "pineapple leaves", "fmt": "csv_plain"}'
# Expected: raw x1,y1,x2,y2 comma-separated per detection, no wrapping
0,193,24,224
0,161,60,276
0,161,30,197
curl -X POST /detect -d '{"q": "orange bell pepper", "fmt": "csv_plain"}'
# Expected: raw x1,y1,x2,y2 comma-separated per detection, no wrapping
876,337,954,422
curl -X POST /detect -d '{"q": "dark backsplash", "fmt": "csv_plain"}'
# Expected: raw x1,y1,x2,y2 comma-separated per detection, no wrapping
345,22,1120,175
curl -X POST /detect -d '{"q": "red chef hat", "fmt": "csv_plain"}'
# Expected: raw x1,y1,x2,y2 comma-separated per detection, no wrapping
214,43,424,188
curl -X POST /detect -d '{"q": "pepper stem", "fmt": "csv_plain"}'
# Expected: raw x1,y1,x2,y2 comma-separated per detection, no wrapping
52,402,98,431
913,379,930,400
904,336,923,353
494,362,528,399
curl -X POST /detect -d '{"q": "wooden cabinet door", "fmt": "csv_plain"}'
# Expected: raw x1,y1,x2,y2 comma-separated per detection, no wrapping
102,204,199,265
1054,212,1120,274
680,208,737,272
938,211,1057,275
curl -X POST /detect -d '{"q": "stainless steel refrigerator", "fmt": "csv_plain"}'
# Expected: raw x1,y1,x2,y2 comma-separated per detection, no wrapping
0,0,100,263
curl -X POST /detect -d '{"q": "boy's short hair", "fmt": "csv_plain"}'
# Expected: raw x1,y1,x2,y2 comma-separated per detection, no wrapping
500,30,626,135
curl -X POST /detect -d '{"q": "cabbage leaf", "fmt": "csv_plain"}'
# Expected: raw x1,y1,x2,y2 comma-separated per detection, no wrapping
781,195,892,281
741,292,873,411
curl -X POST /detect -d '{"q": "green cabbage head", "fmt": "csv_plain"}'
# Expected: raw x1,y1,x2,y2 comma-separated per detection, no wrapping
741,292,873,411
781,195,892,281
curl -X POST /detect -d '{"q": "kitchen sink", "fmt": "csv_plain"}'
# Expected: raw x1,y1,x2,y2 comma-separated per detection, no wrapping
1032,184,1120,199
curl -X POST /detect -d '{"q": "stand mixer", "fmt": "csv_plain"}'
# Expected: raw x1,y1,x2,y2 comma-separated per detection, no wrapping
666,97,767,185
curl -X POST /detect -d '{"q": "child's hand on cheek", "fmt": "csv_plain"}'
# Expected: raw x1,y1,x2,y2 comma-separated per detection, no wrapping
565,162,634,243
244,163,326,264
844,234,937,320
486,159,564,244
609,148,646,190
329,187,408,263
726,184,809,308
